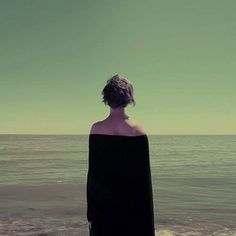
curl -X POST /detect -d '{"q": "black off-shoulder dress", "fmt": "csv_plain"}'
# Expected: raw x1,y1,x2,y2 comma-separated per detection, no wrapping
86,134,155,236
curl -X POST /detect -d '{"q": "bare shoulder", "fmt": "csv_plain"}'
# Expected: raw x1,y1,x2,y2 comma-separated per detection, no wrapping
89,119,147,136
127,119,146,135
132,123,147,136
89,121,103,134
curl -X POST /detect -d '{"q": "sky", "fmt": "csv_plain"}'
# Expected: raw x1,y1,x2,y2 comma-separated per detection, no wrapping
0,0,235,135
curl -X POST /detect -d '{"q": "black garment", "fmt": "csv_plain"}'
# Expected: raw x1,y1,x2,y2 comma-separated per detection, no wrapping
87,134,155,236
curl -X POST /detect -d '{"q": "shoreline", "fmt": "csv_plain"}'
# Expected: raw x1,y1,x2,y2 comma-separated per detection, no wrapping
0,183,236,235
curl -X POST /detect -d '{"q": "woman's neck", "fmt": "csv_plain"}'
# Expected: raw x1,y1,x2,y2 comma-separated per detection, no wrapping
108,107,129,120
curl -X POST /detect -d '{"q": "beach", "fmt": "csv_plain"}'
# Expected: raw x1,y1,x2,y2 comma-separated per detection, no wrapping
1,183,235,236
0,183,88,236
0,134,236,235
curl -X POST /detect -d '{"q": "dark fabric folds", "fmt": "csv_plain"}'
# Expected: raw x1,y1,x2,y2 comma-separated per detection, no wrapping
86,134,155,236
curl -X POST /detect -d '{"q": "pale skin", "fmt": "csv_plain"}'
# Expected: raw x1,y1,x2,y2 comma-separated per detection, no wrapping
89,106,146,136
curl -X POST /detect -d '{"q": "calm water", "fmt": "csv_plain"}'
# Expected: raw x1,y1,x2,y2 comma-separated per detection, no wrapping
0,134,236,235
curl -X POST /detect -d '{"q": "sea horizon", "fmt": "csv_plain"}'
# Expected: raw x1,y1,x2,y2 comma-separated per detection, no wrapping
1,134,236,136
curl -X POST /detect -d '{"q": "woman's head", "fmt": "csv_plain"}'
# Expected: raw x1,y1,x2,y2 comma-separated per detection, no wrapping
101,74,136,109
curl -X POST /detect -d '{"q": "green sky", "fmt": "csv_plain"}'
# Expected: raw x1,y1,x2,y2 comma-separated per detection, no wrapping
0,0,235,135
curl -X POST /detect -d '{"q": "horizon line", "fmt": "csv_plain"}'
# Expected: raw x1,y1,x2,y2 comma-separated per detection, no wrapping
0,133,235,136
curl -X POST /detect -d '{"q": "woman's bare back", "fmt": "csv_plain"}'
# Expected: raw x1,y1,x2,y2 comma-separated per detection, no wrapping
90,118,146,136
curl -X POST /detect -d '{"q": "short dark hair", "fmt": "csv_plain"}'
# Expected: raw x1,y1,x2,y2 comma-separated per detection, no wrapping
101,74,136,108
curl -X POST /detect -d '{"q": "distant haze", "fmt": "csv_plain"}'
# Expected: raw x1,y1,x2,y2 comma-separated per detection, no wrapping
0,0,235,134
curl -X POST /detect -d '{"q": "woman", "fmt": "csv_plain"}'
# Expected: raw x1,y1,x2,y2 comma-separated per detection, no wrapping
87,74,155,236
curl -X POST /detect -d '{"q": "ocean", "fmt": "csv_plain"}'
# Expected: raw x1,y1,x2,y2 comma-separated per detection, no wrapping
0,134,235,235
